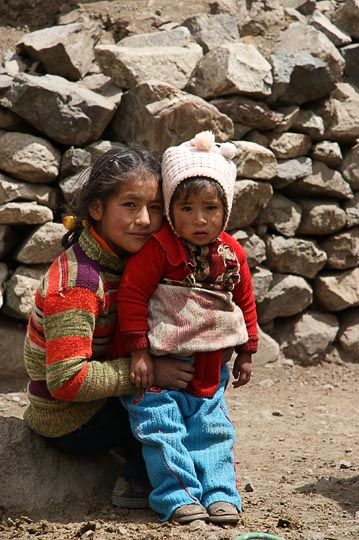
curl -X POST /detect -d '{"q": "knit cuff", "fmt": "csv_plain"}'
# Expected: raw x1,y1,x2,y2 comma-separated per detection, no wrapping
235,334,258,354
121,331,149,352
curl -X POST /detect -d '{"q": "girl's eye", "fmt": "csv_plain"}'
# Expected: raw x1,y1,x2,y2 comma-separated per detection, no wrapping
122,202,136,208
181,206,191,212
207,205,218,211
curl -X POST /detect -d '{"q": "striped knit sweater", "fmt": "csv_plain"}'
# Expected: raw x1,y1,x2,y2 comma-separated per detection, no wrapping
23,226,135,438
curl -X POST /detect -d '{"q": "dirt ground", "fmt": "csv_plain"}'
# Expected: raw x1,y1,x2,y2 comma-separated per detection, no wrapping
1,1,359,539
1,358,359,540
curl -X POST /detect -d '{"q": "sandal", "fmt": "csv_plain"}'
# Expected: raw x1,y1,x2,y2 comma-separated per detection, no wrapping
170,504,209,524
207,501,239,524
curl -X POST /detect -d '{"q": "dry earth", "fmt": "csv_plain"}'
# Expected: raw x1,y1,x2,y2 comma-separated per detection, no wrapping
1,358,359,540
1,1,359,539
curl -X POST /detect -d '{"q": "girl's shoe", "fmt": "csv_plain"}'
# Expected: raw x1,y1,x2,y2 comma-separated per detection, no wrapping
207,502,239,524
170,504,209,524
111,476,150,508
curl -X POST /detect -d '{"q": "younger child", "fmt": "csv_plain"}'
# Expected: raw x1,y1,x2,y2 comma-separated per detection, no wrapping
111,131,258,523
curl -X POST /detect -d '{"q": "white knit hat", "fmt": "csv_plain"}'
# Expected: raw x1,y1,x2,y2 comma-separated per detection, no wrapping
162,131,237,233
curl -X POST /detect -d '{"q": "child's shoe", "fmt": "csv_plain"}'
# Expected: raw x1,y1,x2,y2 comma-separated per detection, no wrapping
207,502,239,524
170,504,208,524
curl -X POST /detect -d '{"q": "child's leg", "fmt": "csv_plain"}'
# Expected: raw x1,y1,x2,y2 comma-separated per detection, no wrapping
121,390,203,522
185,365,241,511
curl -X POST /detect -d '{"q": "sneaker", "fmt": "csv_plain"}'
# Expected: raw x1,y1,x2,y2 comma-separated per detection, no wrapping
111,476,150,509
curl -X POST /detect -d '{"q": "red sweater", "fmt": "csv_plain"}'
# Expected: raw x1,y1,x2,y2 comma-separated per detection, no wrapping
111,222,258,397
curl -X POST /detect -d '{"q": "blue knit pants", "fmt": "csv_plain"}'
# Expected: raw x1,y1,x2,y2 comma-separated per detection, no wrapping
121,365,241,522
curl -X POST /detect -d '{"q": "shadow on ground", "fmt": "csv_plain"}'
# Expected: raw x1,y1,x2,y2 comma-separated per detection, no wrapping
296,475,359,515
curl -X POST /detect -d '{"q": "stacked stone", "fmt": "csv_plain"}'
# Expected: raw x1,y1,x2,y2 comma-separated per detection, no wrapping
0,0,358,378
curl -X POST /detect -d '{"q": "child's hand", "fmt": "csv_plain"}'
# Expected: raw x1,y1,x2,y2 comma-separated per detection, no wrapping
130,349,154,389
232,352,252,388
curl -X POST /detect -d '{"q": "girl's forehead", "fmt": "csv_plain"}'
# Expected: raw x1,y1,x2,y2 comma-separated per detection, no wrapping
118,172,160,192
116,174,162,200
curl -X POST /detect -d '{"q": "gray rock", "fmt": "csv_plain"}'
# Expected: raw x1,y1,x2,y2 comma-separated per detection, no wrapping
17,22,100,81
311,141,343,168
60,147,92,179
0,416,118,519
95,42,202,90
182,13,240,53
320,227,359,270
292,109,325,139
233,141,278,179
1,73,116,146
275,310,339,365
297,200,347,236
273,157,313,189
257,273,313,324
265,235,327,278
0,130,61,183
118,26,194,48
0,201,53,226
315,267,359,311
227,180,273,230
270,51,336,104
255,326,280,366
211,95,284,130
267,131,311,159
332,0,359,39
344,192,359,228
4,272,40,320
315,82,359,143
251,266,272,303
341,141,359,190
273,22,345,81
285,160,353,200
230,229,266,268
186,43,272,99
109,80,233,154
14,222,66,264
272,104,300,133
0,173,58,208
310,10,352,46
78,73,122,106
337,309,359,358
254,193,302,237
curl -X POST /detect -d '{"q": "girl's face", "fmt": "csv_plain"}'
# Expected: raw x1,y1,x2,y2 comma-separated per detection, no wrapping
171,184,225,246
89,174,163,255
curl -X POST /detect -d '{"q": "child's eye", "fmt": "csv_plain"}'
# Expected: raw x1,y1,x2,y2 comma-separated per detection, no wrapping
150,204,163,212
207,205,219,211
122,202,136,208
181,206,191,212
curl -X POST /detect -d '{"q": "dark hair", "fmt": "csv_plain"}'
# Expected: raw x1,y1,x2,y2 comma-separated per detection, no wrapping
62,144,161,248
169,176,226,224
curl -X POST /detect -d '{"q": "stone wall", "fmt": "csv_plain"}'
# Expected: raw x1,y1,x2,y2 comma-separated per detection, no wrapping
0,0,358,378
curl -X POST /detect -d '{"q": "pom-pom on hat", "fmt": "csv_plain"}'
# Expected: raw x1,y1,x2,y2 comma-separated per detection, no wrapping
162,131,237,233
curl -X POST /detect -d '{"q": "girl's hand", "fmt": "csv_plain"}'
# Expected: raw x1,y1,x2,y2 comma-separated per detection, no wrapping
153,357,195,390
130,350,154,389
232,352,252,388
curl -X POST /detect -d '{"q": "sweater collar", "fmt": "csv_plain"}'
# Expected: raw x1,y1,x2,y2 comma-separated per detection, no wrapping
78,226,127,272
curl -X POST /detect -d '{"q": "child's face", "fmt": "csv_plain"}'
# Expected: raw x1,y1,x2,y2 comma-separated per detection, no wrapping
89,174,163,255
172,185,225,246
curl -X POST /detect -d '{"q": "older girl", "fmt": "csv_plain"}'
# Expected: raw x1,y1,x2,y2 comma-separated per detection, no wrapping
23,145,194,508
